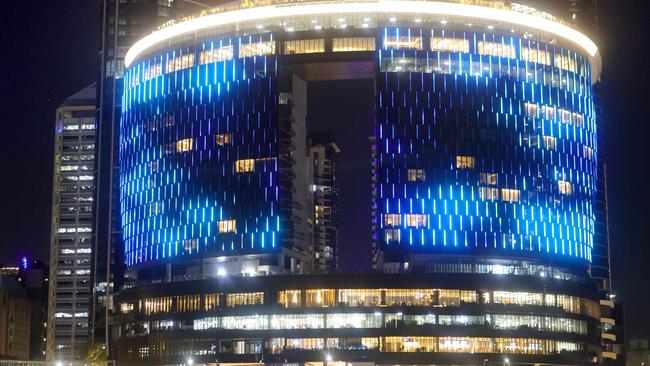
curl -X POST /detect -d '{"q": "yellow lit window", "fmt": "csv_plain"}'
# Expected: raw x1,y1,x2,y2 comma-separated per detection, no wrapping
120,303,134,314
558,109,572,124
573,113,584,127
558,181,573,195
142,297,172,315
283,39,325,54
332,37,376,52
383,336,437,352
199,45,234,64
554,53,577,72
430,37,469,52
226,292,264,307
216,133,232,146
175,295,201,312
205,293,220,311
524,102,538,118
166,53,195,73
501,189,520,203
239,41,276,58
176,138,193,152
143,62,162,81
542,136,556,150
218,219,236,233
584,146,594,160
479,172,497,186
383,36,422,50
456,156,475,169
405,214,427,228
338,289,381,306
520,47,551,65
384,214,401,227
407,169,425,181
278,290,302,308
385,229,400,242
305,289,335,307
477,41,515,58
479,187,499,201
235,159,255,172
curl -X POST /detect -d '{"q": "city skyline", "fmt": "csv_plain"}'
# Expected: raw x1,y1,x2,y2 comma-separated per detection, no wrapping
0,0,649,356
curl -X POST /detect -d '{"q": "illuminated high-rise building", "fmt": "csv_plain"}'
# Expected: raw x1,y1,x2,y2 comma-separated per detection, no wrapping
46,84,96,362
111,1,612,365
93,0,220,349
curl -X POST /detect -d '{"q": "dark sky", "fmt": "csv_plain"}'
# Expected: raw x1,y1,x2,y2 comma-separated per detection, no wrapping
0,0,649,340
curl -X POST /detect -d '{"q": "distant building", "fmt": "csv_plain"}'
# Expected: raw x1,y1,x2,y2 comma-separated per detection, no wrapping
0,276,31,360
628,340,650,366
310,135,341,271
47,84,97,361
24,259,49,360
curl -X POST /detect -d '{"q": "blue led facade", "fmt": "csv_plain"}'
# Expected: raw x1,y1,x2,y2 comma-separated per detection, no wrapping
121,19,598,270
120,35,283,266
376,28,596,266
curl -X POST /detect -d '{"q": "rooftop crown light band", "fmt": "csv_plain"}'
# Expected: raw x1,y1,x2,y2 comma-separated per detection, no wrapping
124,0,600,79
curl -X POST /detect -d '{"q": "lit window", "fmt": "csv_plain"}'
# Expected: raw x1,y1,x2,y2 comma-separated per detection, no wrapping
218,219,236,233
278,290,301,308
176,138,193,152
235,159,255,172
501,189,520,203
407,169,425,182
524,102,538,118
383,36,422,50
479,172,497,185
199,45,234,64
554,52,577,72
239,41,275,58
384,214,401,227
283,39,325,54
477,41,515,58
305,289,335,307
205,293,220,311
430,37,469,52
542,136,556,150
143,62,162,81
558,181,573,195
479,187,499,201
456,156,475,169
385,229,400,242
584,146,594,160
226,292,264,307
404,214,427,228
332,37,376,52
215,133,232,146
558,109,573,124
520,47,551,65
166,53,195,73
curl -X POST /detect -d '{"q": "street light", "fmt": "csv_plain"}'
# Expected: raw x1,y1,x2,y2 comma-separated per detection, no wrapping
484,358,488,366
504,357,510,366
187,357,194,365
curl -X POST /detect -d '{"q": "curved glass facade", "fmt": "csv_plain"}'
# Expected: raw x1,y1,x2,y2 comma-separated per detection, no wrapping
375,29,596,266
121,24,596,269
112,273,600,365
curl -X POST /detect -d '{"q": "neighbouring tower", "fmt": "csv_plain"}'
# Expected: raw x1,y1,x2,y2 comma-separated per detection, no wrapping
310,135,341,271
47,84,96,361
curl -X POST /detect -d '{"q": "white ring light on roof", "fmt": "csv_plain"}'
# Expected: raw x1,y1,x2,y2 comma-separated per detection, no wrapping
124,0,600,79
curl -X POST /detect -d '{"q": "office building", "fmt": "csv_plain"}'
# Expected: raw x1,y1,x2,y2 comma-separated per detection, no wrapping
112,0,607,365
46,84,96,361
0,276,31,360
310,135,341,271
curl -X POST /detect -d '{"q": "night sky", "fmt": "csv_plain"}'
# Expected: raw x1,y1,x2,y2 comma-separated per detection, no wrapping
0,0,649,340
